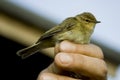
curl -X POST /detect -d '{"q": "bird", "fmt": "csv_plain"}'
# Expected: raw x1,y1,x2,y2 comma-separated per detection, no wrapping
16,12,100,59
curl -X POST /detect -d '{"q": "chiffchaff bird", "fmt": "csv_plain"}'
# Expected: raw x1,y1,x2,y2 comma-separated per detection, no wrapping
17,12,100,59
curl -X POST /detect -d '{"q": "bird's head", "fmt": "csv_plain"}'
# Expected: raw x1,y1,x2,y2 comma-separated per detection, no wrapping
75,12,100,30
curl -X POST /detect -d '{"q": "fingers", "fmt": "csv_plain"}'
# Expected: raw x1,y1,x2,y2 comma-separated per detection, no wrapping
41,41,107,80
55,53,107,79
59,41,104,59
37,72,81,80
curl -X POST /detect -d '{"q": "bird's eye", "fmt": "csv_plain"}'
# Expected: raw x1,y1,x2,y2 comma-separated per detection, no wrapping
85,19,90,22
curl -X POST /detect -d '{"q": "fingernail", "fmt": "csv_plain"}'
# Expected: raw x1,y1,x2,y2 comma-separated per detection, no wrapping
58,53,73,65
42,75,57,80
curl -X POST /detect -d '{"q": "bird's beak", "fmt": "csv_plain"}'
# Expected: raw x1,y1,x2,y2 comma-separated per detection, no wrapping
96,21,101,23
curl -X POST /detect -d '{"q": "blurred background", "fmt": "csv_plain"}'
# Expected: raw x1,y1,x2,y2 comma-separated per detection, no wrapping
0,0,120,80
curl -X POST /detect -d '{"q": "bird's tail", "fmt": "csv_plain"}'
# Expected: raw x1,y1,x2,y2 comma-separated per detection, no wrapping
16,43,41,59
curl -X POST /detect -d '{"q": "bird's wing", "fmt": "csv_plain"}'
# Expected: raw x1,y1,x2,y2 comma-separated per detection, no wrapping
36,17,76,42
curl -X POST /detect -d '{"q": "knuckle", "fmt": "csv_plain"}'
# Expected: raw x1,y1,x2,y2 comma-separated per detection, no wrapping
38,73,46,80
98,60,108,79
92,44,104,59
96,47,104,59
101,61,108,76
37,73,49,80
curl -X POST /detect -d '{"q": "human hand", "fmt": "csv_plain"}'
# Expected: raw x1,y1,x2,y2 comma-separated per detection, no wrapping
37,41,107,80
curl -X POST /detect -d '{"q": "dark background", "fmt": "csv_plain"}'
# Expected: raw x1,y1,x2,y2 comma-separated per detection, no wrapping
0,36,53,80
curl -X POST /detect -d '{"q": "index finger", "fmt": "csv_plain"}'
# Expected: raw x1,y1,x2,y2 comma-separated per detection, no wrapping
59,41,104,59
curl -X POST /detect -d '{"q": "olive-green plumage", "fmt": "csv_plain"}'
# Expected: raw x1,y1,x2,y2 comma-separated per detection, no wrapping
16,12,100,59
